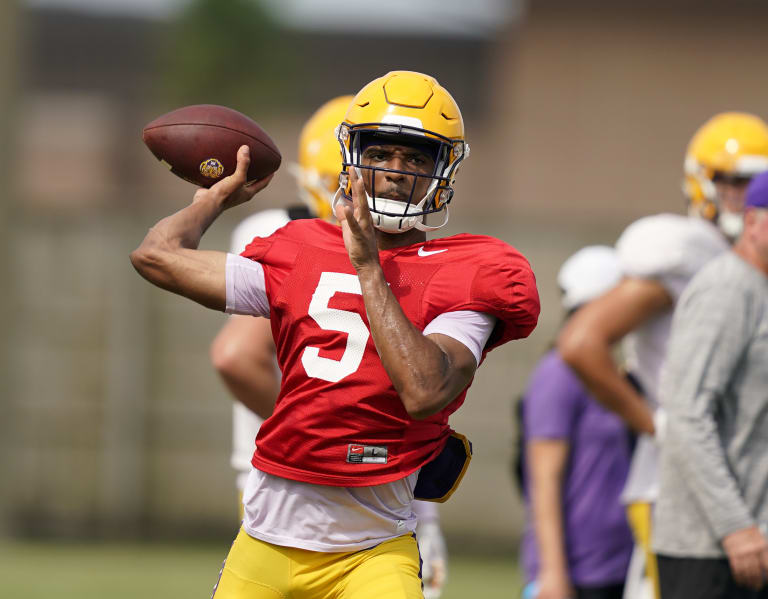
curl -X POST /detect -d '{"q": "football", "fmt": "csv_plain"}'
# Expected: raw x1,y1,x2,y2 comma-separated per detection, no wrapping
142,104,282,188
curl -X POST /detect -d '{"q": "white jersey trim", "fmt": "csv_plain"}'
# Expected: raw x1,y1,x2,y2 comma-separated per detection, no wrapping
423,310,496,365
225,253,270,317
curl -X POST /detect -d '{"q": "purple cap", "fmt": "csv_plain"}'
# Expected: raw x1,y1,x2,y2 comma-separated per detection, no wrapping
745,171,768,209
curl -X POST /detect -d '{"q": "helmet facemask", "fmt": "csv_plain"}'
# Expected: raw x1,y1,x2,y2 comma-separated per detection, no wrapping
336,122,468,234
685,157,768,240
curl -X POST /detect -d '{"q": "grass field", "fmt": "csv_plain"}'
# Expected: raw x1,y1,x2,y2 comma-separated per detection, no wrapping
0,538,523,598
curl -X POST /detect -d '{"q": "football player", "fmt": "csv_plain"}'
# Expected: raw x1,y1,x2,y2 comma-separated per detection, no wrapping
210,94,449,598
130,71,540,599
557,112,768,599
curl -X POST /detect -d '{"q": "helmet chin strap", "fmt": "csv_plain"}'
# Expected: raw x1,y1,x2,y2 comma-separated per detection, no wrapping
414,206,449,232
331,187,347,217
332,185,451,234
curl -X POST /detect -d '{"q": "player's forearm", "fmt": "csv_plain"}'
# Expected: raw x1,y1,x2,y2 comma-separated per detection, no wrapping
559,335,654,434
215,357,279,420
211,316,279,419
357,265,455,419
130,196,228,309
529,447,570,578
135,194,224,257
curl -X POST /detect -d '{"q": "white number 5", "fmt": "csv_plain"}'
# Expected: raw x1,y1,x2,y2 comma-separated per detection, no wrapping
301,272,370,382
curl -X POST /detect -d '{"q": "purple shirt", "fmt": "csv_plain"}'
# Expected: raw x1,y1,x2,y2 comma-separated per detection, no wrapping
521,350,633,586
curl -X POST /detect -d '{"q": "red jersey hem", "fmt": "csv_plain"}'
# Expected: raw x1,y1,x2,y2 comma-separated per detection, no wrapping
250,435,450,487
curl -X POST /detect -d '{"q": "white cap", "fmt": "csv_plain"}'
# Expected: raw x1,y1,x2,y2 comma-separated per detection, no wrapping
557,245,622,310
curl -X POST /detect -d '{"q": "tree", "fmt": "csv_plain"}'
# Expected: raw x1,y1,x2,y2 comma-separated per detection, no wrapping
158,0,299,114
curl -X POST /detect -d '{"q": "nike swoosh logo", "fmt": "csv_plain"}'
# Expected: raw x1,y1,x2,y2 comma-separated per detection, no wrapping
417,247,448,257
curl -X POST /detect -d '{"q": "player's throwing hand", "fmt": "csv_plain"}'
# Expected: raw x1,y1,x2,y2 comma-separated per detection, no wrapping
193,145,274,211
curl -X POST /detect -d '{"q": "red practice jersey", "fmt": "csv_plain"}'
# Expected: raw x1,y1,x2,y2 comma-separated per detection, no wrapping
241,218,539,487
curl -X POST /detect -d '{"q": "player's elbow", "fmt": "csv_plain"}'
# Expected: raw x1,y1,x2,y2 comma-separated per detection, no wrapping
401,355,473,419
401,389,451,420
405,401,439,421
210,332,242,379
130,227,178,281
557,325,594,370
129,245,164,281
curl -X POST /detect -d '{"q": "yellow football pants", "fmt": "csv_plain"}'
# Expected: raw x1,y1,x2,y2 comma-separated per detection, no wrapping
626,502,661,599
211,527,424,599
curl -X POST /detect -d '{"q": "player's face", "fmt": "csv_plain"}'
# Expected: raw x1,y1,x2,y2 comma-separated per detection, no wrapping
714,174,751,215
360,144,435,203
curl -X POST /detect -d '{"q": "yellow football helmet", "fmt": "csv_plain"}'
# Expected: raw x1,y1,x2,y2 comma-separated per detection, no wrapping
684,112,768,226
293,95,353,220
336,71,468,233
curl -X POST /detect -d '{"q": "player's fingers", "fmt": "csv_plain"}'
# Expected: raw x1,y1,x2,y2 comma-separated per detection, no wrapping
728,555,743,585
243,172,274,195
233,145,251,181
334,198,347,224
736,556,761,590
210,146,250,197
759,547,768,586
352,176,373,230
349,167,369,222
748,553,767,589
335,198,358,235
344,199,365,238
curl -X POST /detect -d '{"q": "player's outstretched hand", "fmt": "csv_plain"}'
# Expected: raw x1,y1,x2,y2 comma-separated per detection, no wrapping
334,167,380,273
193,145,274,211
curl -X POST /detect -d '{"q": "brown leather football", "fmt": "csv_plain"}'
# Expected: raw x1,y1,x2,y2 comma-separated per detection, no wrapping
142,104,281,188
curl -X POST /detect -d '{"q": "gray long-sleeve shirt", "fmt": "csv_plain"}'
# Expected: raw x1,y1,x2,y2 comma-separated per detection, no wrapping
653,250,768,558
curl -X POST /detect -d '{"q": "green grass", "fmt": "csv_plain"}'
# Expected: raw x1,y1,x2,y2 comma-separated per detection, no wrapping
0,539,522,598
442,553,523,598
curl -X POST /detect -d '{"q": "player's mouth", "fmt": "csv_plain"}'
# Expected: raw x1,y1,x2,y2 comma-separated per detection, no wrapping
375,188,411,202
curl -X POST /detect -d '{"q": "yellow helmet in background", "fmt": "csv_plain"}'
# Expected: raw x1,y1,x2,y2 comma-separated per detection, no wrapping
337,71,469,233
293,95,353,220
684,112,768,222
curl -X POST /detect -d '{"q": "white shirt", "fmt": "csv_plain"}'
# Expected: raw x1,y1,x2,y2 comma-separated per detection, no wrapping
615,213,728,502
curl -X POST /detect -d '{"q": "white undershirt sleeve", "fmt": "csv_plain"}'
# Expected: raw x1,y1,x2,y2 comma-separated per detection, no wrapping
225,259,495,360
422,310,497,366
225,253,270,317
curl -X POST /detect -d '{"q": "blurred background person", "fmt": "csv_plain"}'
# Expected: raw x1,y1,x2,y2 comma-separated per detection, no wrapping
558,112,768,599
209,94,449,599
520,246,633,599
654,170,768,598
